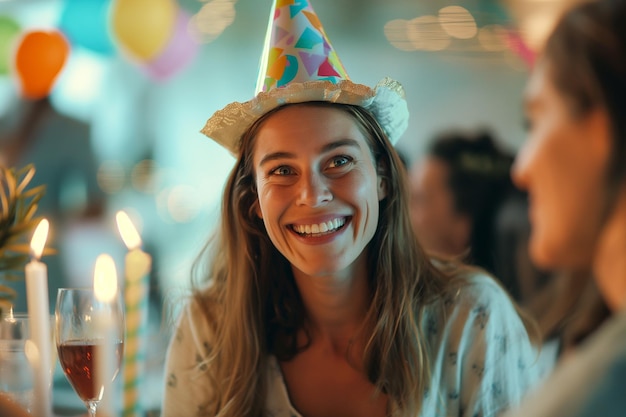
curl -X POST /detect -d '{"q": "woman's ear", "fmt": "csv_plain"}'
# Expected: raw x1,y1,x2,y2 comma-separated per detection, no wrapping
377,176,387,201
377,160,388,201
249,180,263,219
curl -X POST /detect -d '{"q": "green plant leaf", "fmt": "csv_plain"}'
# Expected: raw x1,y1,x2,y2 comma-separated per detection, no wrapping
0,187,8,220
0,284,17,298
16,165,35,194
21,203,38,224
1,273,24,282
0,164,49,305
0,254,29,271
5,168,16,202
22,184,45,199
2,243,31,254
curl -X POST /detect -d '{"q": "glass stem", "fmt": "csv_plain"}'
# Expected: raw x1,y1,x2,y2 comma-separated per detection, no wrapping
86,401,98,417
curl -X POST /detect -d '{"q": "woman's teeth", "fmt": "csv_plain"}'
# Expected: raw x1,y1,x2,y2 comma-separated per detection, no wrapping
292,217,346,235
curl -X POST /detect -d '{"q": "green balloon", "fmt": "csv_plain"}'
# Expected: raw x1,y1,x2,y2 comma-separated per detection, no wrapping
0,15,21,75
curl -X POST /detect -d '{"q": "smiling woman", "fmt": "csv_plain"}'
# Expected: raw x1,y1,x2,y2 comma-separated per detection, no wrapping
161,1,541,417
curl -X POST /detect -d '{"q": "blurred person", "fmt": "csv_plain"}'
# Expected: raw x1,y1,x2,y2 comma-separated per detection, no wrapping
161,1,541,416
408,131,545,301
504,0,626,415
0,96,105,313
408,130,611,378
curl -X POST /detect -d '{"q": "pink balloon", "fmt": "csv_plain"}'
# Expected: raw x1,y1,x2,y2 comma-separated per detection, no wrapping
142,9,198,81
503,27,535,69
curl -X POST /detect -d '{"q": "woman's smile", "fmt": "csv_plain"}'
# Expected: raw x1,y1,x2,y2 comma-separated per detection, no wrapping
289,216,349,237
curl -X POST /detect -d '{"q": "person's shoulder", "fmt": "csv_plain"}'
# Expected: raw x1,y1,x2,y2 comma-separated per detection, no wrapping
170,293,218,350
424,267,532,343
502,312,626,417
422,269,515,339
442,269,513,312
572,310,626,372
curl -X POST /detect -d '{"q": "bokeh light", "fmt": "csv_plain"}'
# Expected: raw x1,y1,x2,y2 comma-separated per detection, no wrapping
166,184,201,223
189,0,237,43
407,15,450,51
51,49,108,121
438,6,477,40
478,24,507,52
384,19,414,52
131,159,158,193
97,160,126,194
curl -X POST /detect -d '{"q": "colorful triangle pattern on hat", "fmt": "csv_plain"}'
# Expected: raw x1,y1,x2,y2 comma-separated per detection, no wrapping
256,0,350,94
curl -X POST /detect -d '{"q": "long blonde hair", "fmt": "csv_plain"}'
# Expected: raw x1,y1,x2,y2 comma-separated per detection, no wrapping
191,102,472,416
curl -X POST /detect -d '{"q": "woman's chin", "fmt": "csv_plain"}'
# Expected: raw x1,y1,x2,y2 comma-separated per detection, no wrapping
529,234,563,270
529,233,592,271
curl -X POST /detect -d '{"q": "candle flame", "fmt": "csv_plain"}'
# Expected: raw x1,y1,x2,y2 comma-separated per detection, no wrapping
94,254,118,303
30,219,49,259
116,211,142,250
7,306,14,322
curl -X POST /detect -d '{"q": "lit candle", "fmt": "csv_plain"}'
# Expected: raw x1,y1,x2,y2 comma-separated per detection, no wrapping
116,210,151,417
93,254,118,417
25,218,52,417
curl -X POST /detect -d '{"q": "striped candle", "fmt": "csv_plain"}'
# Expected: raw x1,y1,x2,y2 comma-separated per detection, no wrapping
116,211,152,417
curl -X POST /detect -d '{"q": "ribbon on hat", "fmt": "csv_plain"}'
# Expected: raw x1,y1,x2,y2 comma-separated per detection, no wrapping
256,0,350,94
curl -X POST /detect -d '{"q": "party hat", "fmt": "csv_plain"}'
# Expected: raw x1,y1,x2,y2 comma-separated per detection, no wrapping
255,0,349,93
202,0,409,155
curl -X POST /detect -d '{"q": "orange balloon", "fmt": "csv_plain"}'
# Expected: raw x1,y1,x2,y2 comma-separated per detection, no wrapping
15,30,70,99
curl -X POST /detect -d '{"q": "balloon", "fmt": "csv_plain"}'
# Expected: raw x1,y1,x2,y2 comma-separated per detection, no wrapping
15,30,70,99
0,16,21,75
110,0,177,61
59,0,116,55
141,9,198,81
504,27,535,69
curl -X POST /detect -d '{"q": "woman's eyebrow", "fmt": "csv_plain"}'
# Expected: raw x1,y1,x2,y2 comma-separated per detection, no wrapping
259,151,296,167
321,138,360,153
258,139,361,167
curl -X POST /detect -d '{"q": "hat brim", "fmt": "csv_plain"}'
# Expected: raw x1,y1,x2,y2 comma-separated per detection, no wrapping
201,77,409,156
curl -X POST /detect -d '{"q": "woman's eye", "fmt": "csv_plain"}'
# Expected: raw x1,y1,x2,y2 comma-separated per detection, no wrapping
328,155,352,169
270,166,293,176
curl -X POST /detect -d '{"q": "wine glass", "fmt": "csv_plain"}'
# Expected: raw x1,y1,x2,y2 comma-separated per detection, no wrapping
55,288,124,417
0,312,56,412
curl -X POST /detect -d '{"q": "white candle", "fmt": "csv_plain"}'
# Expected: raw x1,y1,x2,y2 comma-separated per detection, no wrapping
25,218,52,417
93,254,118,417
116,210,151,417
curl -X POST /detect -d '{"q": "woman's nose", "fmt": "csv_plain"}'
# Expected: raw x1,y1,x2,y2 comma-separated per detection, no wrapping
296,171,332,207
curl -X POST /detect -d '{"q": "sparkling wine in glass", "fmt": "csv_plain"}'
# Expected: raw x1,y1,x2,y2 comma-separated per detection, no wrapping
56,288,124,417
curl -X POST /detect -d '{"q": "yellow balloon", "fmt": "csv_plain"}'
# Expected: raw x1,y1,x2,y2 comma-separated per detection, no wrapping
111,0,177,61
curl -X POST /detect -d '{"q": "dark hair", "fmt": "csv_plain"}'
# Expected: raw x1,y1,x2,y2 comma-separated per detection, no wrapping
543,0,626,201
427,130,518,274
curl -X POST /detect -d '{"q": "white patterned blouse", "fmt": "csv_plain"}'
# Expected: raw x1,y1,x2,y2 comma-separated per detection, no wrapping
162,273,540,417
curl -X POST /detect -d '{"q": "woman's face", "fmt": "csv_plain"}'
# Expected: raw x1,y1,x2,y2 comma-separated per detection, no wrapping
409,157,469,256
512,62,611,270
252,105,386,279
